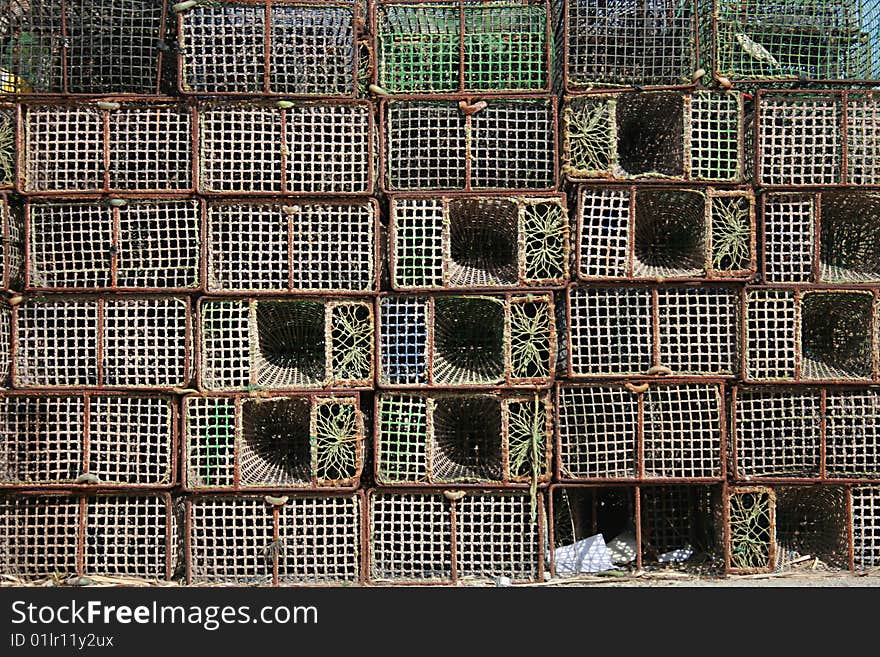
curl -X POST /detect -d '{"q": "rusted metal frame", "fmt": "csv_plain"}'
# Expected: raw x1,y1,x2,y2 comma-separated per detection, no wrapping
263,0,273,94
730,385,739,480
96,296,105,387
841,89,849,185
60,0,70,94
279,106,289,192
847,486,855,571
1,194,11,290
82,392,91,480
874,288,880,381
636,383,645,478
271,504,280,585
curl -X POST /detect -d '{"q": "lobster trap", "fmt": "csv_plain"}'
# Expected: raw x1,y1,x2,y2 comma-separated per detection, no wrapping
368,489,544,583
576,186,755,280
186,493,363,585
381,96,557,191
732,385,880,482
562,90,744,182
704,0,880,84
0,392,177,488
377,292,555,387
177,0,360,96
25,198,201,292
373,0,552,94
757,90,880,187
206,199,378,294
0,105,14,189
852,485,880,568
0,0,169,94
0,194,23,292
388,193,568,290
184,392,364,491
374,391,552,486
12,295,192,389
0,492,176,582
743,287,880,382
556,381,725,482
198,100,373,195
565,284,740,377
564,0,699,90
198,297,374,390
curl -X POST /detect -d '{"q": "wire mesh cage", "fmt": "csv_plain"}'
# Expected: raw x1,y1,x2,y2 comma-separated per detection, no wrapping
184,392,364,491
0,194,23,292
564,0,699,90
639,484,718,565
186,493,363,585
368,489,544,583
743,287,879,382
374,391,552,486
373,0,551,94
556,381,724,482
381,96,557,191
178,0,359,96
13,295,192,389
703,0,880,84
377,292,556,387
0,299,9,387
0,105,14,189
562,90,744,182
0,392,177,488
725,485,775,573
198,297,374,390
0,492,176,582
19,100,194,195
25,198,201,292
565,284,740,377
852,485,880,568
576,186,755,280
206,199,378,294
0,0,169,94
198,100,373,195
389,193,568,290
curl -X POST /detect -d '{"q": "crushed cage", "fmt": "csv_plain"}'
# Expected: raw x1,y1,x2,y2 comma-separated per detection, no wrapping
0,0,169,94
177,0,360,96
374,391,552,486
576,185,755,281
0,492,176,582
703,0,880,84
743,286,880,382
0,392,177,489
852,485,880,568
12,295,192,389
206,199,378,294
388,193,568,290
25,197,201,292
198,100,373,195
732,385,880,482
198,297,374,391
381,96,557,192
377,292,556,388
373,0,552,94
562,89,744,182
564,0,699,91
556,381,725,482
565,284,740,377
186,493,363,585
368,489,544,583
757,90,880,187
184,392,364,491
0,194,23,292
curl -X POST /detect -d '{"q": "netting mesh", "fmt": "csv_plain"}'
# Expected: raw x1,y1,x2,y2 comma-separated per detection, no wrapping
0,195,23,291
820,192,880,282
727,487,775,572
634,189,706,278
577,187,631,278
433,296,505,384
826,389,880,478
0,107,16,188
763,193,815,283
377,395,429,483
199,300,251,390
0,0,64,93
744,289,797,380
378,296,428,385
847,93,880,185
0,495,80,580
852,486,880,568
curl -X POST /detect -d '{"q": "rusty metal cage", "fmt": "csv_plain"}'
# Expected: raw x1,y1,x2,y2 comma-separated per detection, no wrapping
0,392,177,489
556,381,725,482
183,392,364,491
374,390,552,486
381,96,557,192
743,287,880,382
565,284,740,377
852,485,880,568
197,100,373,195
177,0,359,96
368,489,544,583
0,194,23,292
25,197,201,292
563,89,744,182
0,492,176,582
198,296,374,390
388,193,568,290
12,295,192,389
206,198,378,294
377,292,556,388
0,0,169,94
186,493,363,585
576,186,755,281
373,0,552,94
0,300,9,387
564,0,699,91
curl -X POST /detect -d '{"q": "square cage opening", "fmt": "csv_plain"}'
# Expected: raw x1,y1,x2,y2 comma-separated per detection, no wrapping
774,486,849,569
640,486,717,566
431,396,503,483
616,92,685,176
447,198,519,287
825,389,880,479
255,301,327,387
432,297,505,385
800,291,874,380
240,398,312,486
820,192,880,283
634,189,705,277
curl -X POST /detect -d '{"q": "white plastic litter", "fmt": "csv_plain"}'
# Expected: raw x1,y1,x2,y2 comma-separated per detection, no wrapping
554,534,616,574
658,545,694,563
607,530,637,564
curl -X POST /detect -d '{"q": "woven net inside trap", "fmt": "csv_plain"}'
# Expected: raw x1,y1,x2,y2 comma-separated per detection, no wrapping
727,488,774,572
820,192,880,283
0,107,15,187
800,291,874,380
433,296,505,385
